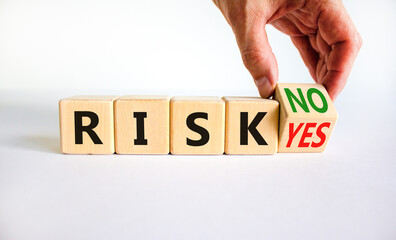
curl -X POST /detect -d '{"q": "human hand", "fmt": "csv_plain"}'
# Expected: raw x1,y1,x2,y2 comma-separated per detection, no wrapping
213,0,362,100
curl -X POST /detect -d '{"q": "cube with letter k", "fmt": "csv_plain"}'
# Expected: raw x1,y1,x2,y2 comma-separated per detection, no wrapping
274,83,338,153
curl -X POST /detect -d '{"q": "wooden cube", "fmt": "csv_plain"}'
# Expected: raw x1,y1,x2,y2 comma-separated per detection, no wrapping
274,83,338,153
59,96,118,154
170,97,225,155
114,95,170,154
223,97,279,155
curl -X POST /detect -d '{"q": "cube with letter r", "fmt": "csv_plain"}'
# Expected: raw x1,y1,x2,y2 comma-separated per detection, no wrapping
59,96,118,154
274,83,338,153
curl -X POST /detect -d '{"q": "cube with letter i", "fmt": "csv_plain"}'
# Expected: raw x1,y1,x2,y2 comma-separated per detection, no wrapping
274,83,338,153
114,95,170,154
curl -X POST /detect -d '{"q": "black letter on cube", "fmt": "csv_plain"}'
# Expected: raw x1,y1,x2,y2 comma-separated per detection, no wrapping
240,112,267,145
74,111,103,144
134,112,148,145
186,112,210,146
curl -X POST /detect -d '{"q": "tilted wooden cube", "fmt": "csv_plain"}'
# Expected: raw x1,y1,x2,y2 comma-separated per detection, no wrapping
274,83,338,153
223,97,279,155
114,95,170,154
170,97,225,155
59,96,118,154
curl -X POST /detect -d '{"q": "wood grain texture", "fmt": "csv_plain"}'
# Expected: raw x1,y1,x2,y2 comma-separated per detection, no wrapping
223,97,279,155
114,95,170,154
59,95,118,154
170,97,225,155
274,83,338,153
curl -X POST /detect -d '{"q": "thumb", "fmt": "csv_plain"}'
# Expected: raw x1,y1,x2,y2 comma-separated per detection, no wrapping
233,18,278,98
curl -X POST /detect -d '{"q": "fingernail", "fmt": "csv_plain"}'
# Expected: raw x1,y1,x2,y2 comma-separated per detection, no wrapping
254,77,273,98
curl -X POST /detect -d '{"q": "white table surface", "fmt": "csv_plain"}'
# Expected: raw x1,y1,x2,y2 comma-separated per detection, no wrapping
0,90,395,240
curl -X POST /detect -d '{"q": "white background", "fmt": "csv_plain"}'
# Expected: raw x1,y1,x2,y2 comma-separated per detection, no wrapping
0,0,395,239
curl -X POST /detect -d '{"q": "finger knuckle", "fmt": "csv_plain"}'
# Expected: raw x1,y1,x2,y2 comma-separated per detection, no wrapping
241,48,264,68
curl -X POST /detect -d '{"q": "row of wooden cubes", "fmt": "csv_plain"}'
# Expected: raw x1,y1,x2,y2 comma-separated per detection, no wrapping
59,83,338,155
